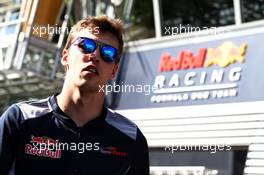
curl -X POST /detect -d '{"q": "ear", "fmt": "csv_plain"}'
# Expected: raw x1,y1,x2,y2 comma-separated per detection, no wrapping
111,63,119,79
61,49,69,70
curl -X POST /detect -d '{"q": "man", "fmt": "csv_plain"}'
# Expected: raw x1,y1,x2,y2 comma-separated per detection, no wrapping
0,15,149,175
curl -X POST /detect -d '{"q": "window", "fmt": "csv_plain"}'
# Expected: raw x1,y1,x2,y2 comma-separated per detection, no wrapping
118,0,155,41
241,0,264,22
160,0,235,36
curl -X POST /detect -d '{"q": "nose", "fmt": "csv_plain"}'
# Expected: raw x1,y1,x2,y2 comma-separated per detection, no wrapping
84,48,100,63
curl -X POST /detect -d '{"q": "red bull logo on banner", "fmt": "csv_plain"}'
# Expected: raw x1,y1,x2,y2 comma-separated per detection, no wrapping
159,48,207,71
159,41,247,71
205,42,247,68
152,41,248,103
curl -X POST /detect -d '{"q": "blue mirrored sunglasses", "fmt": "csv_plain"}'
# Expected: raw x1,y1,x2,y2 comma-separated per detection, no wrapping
73,37,119,63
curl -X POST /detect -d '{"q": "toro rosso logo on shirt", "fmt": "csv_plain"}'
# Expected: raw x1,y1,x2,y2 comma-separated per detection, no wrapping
25,136,61,159
100,146,128,156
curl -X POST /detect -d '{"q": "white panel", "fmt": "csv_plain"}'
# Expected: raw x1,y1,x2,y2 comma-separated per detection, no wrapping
246,159,264,166
133,115,264,126
117,101,264,120
244,167,264,174
247,152,264,159
249,144,264,151
145,129,264,139
140,122,264,133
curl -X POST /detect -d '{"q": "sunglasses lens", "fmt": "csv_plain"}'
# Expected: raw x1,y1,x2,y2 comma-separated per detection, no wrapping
75,37,119,62
78,38,96,54
100,45,117,62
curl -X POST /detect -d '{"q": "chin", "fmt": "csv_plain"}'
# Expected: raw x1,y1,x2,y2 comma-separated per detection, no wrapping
79,81,99,93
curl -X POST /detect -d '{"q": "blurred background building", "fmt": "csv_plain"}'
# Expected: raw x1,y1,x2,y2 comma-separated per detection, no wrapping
0,0,264,174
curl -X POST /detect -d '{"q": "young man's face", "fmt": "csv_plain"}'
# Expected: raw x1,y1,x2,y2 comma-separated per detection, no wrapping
61,29,119,93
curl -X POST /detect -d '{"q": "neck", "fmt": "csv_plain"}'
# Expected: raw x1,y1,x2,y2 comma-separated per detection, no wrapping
56,83,105,127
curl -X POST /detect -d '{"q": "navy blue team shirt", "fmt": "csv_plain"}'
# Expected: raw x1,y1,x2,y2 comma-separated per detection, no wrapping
0,95,149,175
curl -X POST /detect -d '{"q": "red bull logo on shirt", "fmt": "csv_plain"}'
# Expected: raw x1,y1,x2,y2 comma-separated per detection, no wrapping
25,136,61,159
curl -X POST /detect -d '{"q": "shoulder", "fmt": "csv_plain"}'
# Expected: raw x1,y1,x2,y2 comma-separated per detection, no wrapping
0,97,52,126
105,108,143,141
15,97,51,120
0,104,22,126
105,109,149,169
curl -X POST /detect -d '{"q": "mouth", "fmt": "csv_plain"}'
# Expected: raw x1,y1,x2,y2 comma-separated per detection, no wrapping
82,64,99,76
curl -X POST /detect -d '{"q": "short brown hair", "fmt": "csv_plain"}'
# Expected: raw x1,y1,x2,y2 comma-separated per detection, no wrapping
64,15,124,60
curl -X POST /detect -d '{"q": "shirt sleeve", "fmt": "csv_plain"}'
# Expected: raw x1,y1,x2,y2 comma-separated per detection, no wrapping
0,105,21,175
130,128,150,175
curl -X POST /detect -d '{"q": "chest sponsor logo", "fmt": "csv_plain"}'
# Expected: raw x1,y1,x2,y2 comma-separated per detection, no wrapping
100,146,128,156
25,136,61,159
